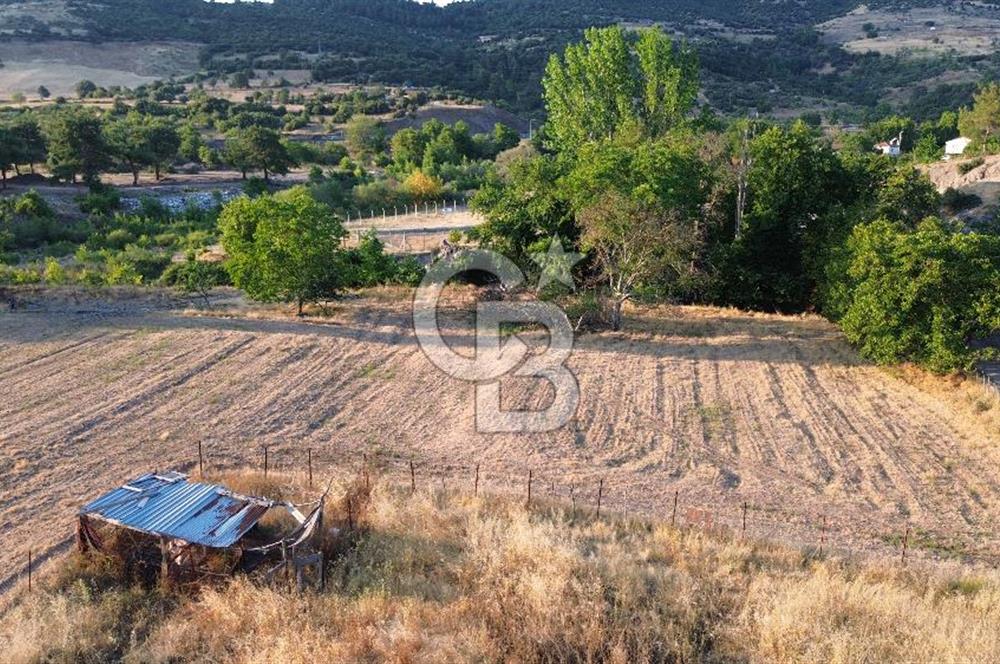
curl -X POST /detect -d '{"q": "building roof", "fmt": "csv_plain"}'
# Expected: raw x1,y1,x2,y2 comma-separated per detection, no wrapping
946,137,972,152
79,472,275,548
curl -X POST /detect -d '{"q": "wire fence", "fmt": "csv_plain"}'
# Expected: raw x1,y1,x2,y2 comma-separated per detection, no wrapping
191,443,1000,568
343,200,471,225
9,441,998,599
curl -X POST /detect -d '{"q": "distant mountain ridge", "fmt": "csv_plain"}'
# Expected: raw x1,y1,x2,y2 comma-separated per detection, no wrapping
0,0,992,118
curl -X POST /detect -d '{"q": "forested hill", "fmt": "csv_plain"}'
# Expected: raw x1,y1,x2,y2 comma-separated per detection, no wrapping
1,0,993,118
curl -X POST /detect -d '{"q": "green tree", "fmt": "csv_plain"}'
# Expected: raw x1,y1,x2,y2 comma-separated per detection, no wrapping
840,218,1000,372
0,125,14,189
958,82,1000,154
36,85,50,100
145,118,180,180
717,122,851,311
44,109,111,184
178,123,204,163
579,192,697,330
471,154,576,268
162,257,229,307
219,186,347,314
874,166,941,227
10,115,46,173
542,26,698,152
223,126,292,180
492,122,520,153
344,115,387,161
75,80,98,99
563,131,708,215
104,113,155,186
390,127,426,171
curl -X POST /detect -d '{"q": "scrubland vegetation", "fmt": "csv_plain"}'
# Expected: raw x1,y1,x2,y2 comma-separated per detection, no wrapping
2,470,999,663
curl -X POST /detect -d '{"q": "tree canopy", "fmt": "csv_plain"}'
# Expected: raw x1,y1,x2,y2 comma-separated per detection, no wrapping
219,186,347,313
542,26,698,152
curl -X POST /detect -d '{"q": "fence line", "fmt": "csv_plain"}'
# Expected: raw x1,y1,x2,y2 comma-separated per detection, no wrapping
343,200,470,225
13,441,995,597
189,442,1000,567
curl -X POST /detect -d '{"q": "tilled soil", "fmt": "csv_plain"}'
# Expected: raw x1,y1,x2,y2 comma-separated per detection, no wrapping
2,291,999,593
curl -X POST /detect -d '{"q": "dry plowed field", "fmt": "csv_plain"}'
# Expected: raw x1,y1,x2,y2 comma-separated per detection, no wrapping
2,289,999,592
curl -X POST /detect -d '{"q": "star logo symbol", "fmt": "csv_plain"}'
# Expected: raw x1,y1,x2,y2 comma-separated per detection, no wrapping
531,235,584,291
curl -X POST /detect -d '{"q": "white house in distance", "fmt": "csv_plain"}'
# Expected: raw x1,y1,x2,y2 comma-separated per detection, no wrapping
945,136,972,160
875,132,903,157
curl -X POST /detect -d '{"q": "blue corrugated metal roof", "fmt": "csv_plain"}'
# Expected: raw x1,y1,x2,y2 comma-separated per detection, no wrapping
79,472,274,548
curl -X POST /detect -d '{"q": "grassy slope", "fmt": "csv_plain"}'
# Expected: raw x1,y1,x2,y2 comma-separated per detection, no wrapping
2,470,998,663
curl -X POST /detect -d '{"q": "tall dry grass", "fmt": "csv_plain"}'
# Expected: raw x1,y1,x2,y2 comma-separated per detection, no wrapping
2,471,998,663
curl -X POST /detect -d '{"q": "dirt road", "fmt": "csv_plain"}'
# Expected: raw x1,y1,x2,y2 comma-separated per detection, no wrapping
2,290,999,592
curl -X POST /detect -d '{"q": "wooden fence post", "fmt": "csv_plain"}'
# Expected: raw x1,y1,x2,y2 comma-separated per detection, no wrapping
526,470,533,509
596,479,604,519
263,446,268,477
307,448,313,489
474,464,480,496
27,549,31,592
819,515,827,555
671,490,678,528
742,501,748,537
198,441,204,478
410,460,416,495
901,525,910,565
347,497,354,530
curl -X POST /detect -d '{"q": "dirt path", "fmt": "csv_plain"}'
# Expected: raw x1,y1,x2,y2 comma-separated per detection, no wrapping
2,294,999,593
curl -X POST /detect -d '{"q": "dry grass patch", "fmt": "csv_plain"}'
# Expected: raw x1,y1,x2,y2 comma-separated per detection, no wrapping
2,471,999,663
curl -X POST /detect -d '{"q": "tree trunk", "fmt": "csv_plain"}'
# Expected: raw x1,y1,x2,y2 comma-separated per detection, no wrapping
609,297,624,331
297,296,304,316
241,169,247,180
132,169,139,186
14,164,20,176
155,164,161,181
263,167,269,181
1,168,6,190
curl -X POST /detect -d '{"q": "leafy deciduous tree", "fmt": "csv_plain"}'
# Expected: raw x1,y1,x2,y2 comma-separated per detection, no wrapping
579,192,697,330
219,186,347,314
542,26,698,152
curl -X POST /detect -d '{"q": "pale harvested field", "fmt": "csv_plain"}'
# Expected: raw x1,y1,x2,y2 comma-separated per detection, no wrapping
0,40,201,99
2,289,1000,593
818,4,1000,57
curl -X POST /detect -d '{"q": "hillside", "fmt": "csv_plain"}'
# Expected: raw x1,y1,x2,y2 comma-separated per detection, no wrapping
0,0,996,117
2,468,999,662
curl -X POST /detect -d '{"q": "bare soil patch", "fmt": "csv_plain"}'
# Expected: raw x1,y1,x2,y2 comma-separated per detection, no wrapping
818,3,1000,57
922,153,1000,215
384,101,529,136
0,40,202,99
1,290,999,593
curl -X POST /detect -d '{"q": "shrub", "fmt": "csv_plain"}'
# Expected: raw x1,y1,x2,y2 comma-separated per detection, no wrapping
104,254,143,285
43,257,67,284
941,187,982,214
243,177,270,198
838,217,1000,372
103,229,136,251
78,188,121,216
958,157,985,175
138,197,170,220
12,190,53,218
160,258,230,304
